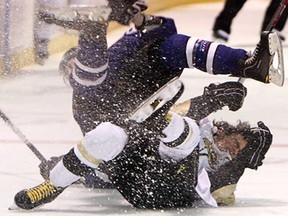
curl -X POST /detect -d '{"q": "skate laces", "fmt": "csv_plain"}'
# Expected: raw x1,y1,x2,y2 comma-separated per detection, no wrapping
26,180,58,203
245,43,261,65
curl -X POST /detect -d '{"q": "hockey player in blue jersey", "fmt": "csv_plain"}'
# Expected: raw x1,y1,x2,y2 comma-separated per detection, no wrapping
11,0,277,210
37,7,280,189
37,1,281,137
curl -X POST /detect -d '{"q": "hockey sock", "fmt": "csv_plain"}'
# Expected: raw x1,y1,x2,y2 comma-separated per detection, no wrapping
77,23,108,68
159,34,247,76
49,159,80,188
62,148,95,177
72,23,109,87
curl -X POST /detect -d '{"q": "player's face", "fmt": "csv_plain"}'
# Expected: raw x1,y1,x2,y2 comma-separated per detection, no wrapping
214,133,247,158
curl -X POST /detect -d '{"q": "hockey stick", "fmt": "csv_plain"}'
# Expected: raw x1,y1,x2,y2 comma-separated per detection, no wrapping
265,0,288,31
238,0,288,84
0,108,47,163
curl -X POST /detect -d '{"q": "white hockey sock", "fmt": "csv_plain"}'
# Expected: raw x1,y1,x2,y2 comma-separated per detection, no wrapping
50,160,80,188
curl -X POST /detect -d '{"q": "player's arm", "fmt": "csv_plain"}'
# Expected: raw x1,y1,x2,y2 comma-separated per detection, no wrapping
170,81,247,121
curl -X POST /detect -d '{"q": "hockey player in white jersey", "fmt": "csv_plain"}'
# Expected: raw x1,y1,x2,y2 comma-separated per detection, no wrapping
12,76,273,209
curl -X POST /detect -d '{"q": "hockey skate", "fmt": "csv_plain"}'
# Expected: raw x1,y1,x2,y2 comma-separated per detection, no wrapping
240,31,285,86
212,29,229,42
130,77,184,122
13,180,65,210
40,1,112,23
38,3,111,31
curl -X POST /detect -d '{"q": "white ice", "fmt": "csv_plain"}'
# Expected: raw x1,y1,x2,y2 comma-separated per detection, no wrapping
1,0,288,215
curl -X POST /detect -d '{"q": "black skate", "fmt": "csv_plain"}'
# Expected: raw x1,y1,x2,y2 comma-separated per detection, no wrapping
13,180,65,210
38,4,111,30
240,31,284,86
212,29,229,42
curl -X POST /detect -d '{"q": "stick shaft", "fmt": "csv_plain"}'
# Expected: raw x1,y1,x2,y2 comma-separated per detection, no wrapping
0,109,47,163
265,0,288,31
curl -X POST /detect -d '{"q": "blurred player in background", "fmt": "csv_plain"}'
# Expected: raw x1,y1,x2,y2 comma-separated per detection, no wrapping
34,0,66,65
212,0,288,42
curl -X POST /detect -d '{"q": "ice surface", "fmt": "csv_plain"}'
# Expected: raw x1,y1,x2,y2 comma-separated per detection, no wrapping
1,1,288,215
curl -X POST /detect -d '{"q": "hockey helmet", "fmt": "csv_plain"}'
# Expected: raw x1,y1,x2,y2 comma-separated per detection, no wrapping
59,47,77,83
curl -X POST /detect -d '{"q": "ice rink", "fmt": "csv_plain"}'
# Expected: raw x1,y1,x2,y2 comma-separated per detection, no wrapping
1,0,288,215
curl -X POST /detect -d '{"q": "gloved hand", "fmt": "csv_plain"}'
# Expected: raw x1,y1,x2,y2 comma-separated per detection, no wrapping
109,0,148,25
39,155,64,180
235,121,273,170
203,81,247,111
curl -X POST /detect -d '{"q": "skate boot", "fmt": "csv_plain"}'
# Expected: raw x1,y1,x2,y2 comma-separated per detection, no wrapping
13,180,65,210
212,29,229,42
240,31,284,86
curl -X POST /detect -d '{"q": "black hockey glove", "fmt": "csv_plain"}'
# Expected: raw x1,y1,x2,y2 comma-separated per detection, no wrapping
134,15,163,31
235,121,273,170
203,81,247,112
108,0,148,25
39,155,64,180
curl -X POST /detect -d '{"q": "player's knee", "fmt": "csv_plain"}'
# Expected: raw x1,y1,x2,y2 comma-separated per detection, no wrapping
75,122,128,167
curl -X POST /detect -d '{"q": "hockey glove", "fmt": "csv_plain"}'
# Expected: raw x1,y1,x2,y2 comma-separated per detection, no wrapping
235,121,273,170
134,15,164,31
109,0,148,25
203,81,247,112
39,155,64,180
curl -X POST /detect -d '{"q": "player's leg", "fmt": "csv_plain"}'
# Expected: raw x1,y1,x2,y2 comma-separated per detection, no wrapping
212,0,247,41
13,122,128,210
159,31,283,85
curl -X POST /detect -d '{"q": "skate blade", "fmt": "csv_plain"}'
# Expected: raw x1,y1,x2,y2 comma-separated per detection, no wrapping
268,33,285,87
47,6,112,22
130,77,183,122
8,202,20,210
